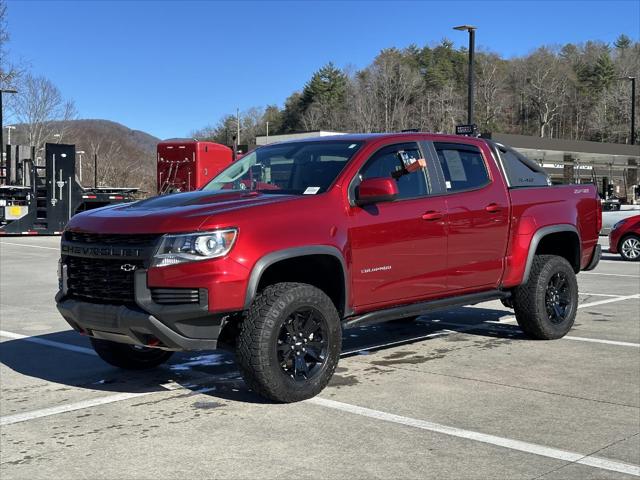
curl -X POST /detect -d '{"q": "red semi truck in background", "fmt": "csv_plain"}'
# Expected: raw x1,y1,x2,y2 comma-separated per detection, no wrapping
157,140,234,194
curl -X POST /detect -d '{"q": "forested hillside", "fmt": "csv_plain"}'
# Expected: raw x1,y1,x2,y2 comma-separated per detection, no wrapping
193,35,639,147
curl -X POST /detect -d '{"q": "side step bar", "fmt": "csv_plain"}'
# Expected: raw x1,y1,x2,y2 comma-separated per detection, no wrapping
342,290,511,329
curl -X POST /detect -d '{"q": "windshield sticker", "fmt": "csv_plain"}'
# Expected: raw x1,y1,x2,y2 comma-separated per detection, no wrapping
303,187,321,195
445,180,452,189
348,144,357,149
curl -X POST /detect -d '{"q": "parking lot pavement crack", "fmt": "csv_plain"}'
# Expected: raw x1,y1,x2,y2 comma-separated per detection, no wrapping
530,432,640,480
360,362,640,409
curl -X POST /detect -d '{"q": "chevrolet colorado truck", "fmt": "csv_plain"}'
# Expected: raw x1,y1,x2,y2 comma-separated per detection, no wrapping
56,133,602,402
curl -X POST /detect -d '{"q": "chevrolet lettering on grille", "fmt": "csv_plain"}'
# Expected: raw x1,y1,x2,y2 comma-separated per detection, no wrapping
61,244,144,258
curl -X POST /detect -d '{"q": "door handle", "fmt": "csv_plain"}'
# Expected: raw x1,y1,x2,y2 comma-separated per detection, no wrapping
422,211,443,221
485,203,501,213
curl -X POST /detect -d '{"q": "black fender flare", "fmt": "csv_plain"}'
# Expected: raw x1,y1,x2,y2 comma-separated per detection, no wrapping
521,224,581,284
243,246,350,314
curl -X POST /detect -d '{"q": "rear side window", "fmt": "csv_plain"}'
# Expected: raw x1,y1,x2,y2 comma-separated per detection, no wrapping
496,144,550,188
360,143,428,199
434,143,489,192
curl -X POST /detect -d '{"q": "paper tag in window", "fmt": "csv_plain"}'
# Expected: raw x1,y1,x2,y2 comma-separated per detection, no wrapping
303,187,320,195
445,181,452,189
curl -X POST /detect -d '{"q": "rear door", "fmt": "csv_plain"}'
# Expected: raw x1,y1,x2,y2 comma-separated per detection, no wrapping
348,141,448,310
430,141,510,290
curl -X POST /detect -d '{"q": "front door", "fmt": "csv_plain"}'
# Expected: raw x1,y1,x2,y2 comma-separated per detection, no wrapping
349,142,448,310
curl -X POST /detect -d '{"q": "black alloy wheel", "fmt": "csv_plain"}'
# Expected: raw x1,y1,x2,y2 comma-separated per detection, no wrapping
276,308,328,381
544,271,573,324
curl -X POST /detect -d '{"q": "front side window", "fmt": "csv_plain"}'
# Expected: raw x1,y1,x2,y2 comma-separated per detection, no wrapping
202,141,363,195
434,143,490,192
359,143,428,199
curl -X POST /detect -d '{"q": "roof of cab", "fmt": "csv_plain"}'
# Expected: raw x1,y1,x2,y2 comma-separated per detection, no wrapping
262,132,475,146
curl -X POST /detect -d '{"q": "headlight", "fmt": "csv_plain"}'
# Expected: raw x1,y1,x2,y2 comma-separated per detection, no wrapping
151,229,238,267
612,219,627,231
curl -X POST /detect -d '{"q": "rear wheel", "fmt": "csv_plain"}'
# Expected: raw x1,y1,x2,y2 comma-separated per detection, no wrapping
236,282,341,403
90,338,174,370
619,235,640,261
513,255,578,340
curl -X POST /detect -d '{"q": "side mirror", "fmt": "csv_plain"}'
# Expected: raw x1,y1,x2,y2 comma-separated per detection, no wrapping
356,178,399,206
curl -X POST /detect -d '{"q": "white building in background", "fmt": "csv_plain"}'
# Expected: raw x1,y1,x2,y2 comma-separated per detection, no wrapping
255,131,346,146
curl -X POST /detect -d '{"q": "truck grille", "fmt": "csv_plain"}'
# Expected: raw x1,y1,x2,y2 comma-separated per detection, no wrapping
150,288,201,305
66,256,144,305
64,231,160,248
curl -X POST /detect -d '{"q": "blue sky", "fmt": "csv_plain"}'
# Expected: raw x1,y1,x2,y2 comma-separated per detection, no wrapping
5,0,640,139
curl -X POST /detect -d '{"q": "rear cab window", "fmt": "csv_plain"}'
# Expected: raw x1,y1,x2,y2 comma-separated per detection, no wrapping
493,143,550,188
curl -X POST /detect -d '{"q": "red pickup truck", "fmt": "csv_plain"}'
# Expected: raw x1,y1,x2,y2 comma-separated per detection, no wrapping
56,133,602,402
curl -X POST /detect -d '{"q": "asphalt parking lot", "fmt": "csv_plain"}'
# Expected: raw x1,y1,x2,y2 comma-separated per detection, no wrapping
0,236,638,479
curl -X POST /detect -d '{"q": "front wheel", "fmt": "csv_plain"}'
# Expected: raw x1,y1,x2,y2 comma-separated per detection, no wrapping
513,255,578,340
90,338,174,370
236,282,342,403
619,235,640,261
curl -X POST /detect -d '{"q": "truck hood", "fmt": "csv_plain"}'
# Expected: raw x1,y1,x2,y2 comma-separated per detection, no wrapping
66,190,297,234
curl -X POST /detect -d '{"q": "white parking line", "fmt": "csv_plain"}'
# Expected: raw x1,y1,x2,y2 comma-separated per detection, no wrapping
0,330,97,356
0,383,218,426
578,294,640,309
582,272,640,278
0,392,153,426
579,292,626,297
0,242,58,250
564,336,640,348
307,397,640,477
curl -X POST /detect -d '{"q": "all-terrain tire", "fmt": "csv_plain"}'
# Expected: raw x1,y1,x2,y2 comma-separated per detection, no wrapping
619,234,640,262
90,338,174,369
236,282,342,403
512,255,578,340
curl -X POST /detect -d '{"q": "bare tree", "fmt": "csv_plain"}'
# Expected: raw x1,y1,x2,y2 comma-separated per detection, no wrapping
476,53,507,131
369,49,421,131
523,49,569,138
7,74,77,152
0,0,22,87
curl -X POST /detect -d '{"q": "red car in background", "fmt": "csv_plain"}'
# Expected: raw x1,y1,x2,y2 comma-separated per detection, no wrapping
609,214,640,261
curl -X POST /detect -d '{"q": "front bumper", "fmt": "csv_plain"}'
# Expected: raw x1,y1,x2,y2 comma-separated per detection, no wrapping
56,269,225,351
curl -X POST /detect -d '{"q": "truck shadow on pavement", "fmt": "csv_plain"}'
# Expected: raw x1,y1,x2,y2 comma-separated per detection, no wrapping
0,306,525,405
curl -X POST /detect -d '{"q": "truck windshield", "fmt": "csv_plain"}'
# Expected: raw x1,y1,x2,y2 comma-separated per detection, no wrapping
202,141,363,195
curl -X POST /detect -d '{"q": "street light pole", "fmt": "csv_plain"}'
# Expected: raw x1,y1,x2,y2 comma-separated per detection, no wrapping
631,77,636,145
0,88,18,161
619,76,636,145
453,25,477,125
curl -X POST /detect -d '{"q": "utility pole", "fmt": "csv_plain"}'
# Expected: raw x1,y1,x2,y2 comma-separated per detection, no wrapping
94,153,98,189
6,125,16,145
0,88,18,161
266,121,269,140
236,108,240,146
453,25,477,125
